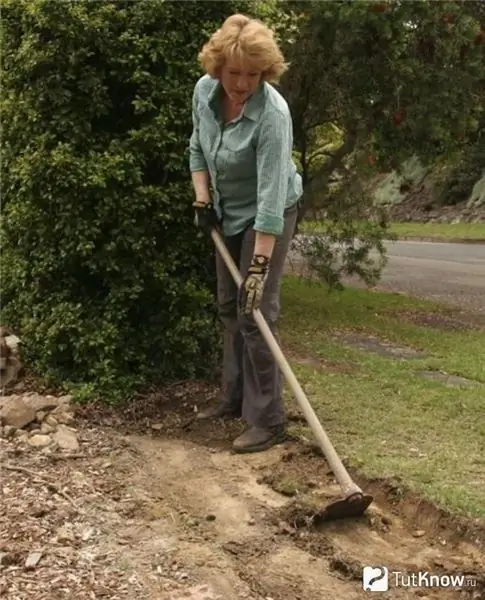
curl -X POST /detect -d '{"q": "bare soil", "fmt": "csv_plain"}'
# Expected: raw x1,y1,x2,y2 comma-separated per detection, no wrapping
2,382,484,600
381,308,485,332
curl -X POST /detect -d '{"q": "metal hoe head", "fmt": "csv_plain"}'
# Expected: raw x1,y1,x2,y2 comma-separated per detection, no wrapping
318,492,374,522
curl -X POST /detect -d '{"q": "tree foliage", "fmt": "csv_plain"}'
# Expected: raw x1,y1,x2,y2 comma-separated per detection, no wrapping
274,0,484,287
0,0,250,402
283,0,484,188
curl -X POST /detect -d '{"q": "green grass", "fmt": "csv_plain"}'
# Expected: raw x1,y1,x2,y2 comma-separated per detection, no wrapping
279,275,485,520
301,220,485,242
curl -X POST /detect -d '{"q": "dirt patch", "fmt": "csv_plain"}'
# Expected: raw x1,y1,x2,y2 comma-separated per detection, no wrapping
3,384,484,600
385,309,484,332
338,332,428,360
287,352,357,374
418,370,483,388
257,445,485,545
110,433,484,600
280,337,359,375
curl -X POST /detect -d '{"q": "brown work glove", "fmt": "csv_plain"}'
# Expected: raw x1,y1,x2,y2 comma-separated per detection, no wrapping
239,254,270,315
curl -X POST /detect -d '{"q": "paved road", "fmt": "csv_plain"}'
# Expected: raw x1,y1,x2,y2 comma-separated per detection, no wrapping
288,238,485,313
373,240,485,313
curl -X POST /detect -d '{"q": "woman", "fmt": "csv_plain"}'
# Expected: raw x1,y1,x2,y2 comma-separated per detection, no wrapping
189,13,303,454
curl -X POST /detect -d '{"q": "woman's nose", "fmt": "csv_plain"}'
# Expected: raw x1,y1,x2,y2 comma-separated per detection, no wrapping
236,77,249,90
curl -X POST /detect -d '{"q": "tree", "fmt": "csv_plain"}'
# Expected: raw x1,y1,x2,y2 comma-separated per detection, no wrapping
0,0,250,402
277,0,485,287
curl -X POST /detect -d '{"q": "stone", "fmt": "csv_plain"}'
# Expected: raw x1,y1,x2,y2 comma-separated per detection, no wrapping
57,394,73,405
2,425,16,438
27,434,52,448
40,421,55,434
165,584,224,600
15,429,29,441
0,396,37,428
45,415,58,428
52,424,79,450
52,407,75,425
25,551,43,569
23,393,59,413
418,370,482,388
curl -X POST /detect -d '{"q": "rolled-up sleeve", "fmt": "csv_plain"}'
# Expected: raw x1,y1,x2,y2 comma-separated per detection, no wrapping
253,107,290,236
189,85,208,172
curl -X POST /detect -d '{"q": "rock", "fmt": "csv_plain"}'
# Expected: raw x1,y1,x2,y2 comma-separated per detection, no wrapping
57,394,73,405
40,421,55,434
81,527,95,541
1,389,79,455
2,425,16,438
45,415,58,428
27,434,52,448
467,172,485,208
51,405,75,424
52,424,79,450
25,551,43,569
15,429,29,442
24,393,59,413
0,396,37,428
412,529,426,538
0,328,22,388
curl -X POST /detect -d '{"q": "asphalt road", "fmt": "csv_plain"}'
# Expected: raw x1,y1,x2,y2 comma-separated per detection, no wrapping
288,238,485,314
371,240,485,313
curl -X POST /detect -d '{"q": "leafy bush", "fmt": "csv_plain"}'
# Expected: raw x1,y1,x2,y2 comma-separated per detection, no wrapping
0,0,249,402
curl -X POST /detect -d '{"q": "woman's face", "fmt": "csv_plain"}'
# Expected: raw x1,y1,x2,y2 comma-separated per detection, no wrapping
219,58,262,106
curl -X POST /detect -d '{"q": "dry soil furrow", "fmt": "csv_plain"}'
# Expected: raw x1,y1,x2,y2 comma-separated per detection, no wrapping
120,434,483,600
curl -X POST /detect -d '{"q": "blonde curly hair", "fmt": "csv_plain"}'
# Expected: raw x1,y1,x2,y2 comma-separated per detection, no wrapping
198,14,288,84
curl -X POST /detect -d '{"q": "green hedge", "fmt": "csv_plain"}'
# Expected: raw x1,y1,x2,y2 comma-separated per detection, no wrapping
1,0,250,402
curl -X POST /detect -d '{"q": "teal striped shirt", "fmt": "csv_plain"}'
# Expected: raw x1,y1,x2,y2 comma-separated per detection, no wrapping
189,74,303,237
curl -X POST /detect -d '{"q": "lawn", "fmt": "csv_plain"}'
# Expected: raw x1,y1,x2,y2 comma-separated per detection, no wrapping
279,275,485,520
300,220,485,242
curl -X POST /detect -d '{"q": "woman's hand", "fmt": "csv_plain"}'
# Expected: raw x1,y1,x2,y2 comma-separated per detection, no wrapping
193,199,219,231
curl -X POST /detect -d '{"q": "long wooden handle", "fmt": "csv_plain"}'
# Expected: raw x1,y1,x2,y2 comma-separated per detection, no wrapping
210,228,362,496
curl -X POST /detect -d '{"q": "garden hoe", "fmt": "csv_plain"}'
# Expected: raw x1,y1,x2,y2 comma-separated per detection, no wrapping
210,227,374,522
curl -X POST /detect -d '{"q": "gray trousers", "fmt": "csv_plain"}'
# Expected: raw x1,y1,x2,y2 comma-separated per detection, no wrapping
215,203,298,429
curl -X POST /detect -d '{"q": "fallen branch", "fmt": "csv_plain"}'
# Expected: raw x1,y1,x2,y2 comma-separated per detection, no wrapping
47,452,86,461
3,463,84,513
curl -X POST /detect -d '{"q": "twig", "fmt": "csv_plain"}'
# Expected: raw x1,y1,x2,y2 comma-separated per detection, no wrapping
3,463,84,513
47,452,86,461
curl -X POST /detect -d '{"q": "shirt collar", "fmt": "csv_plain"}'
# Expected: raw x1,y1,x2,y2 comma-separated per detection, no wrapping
243,84,265,121
207,79,265,122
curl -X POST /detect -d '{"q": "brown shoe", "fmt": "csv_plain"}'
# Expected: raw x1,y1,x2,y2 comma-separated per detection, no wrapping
196,403,242,421
232,426,286,454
